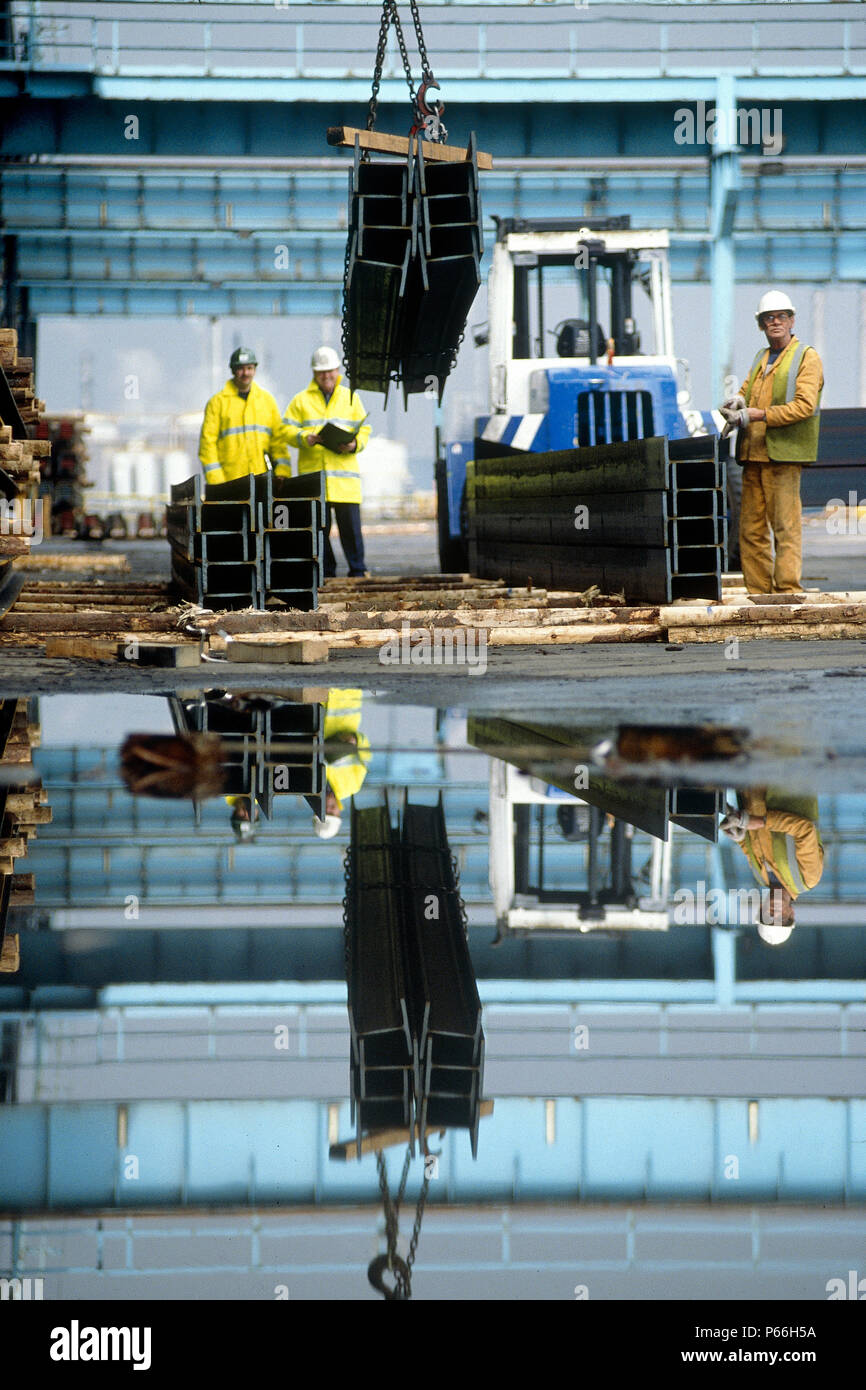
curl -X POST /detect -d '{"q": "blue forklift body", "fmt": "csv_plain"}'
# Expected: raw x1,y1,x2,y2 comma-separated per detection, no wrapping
437,362,689,565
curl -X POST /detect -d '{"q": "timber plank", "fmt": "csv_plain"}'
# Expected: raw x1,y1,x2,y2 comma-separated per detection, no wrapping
327,125,493,169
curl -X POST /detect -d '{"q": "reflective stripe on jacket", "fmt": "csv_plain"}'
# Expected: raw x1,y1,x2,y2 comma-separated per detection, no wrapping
279,376,371,504
324,688,371,804
198,379,290,487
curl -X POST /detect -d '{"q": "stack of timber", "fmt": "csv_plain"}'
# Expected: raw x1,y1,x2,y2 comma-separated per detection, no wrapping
35,414,91,538
0,698,50,974
0,327,51,581
168,471,325,612
340,132,484,401
468,434,725,603
5,572,866,658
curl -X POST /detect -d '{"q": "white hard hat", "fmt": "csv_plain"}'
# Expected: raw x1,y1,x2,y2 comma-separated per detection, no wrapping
757,921,794,946
313,813,342,839
311,346,341,372
755,290,796,321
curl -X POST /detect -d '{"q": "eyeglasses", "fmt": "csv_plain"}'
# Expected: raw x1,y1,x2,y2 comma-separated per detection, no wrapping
760,313,792,323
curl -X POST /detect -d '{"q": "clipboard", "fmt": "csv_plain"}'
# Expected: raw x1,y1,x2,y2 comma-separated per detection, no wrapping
315,421,359,451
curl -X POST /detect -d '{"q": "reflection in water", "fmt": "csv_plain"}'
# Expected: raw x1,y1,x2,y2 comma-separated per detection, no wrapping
722,789,824,945
1,690,865,1300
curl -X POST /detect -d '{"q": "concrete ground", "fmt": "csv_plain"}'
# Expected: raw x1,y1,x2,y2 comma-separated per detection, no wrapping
4,516,866,789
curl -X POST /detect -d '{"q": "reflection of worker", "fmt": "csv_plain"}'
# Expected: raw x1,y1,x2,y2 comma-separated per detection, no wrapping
226,793,258,842
281,347,372,578
719,292,823,594
313,689,371,839
721,789,824,945
199,347,290,489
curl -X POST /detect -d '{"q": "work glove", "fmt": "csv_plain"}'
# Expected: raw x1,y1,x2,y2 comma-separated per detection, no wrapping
722,394,746,413
720,407,751,440
720,809,749,842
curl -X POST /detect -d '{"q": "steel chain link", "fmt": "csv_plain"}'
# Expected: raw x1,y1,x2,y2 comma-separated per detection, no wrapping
366,0,420,132
408,0,433,82
374,1146,429,1299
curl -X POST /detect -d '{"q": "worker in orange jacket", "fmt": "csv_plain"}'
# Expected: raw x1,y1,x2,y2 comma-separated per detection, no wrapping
719,291,823,594
721,788,824,946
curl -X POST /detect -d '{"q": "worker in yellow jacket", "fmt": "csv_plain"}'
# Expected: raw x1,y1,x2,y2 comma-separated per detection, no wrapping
719,292,823,594
280,346,372,577
199,347,290,489
312,688,371,839
721,788,824,946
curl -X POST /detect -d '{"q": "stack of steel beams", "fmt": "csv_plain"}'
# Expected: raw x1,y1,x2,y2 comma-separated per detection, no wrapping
343,149,415,396
467,434,725,604
345,802,415,1144
399,141,483,400
342,138,482,401
401,795,484,1156
170,693,327,821
343,793,484,1152
168,471,325,611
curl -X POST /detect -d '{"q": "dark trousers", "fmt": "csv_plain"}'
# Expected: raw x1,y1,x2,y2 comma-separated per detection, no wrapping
323,501,366,577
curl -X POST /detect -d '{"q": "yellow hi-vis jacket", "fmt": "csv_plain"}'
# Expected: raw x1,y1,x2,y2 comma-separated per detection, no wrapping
324,688,371,805
279,375,371,504
199,379,291,487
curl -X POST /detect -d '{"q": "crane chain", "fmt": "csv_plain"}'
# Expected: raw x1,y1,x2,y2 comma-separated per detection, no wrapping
373,1147,431,1300
366,0,420,132
408,0,434,83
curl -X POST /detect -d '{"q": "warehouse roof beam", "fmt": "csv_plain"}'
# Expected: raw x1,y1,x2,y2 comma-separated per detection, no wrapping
3,4,866,83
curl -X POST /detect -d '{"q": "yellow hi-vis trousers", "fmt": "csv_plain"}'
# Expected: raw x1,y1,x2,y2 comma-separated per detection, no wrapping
739,462,803,594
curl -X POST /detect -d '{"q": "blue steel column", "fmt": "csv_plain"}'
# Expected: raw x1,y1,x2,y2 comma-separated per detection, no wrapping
710,74,740,404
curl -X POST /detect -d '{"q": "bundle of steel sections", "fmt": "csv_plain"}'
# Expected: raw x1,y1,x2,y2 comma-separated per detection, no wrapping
343,793,484,1154
167,470,325,611
467,434,725,604
169,693,327,821
344,801,415,1142
341,136,482,402
400,795,484,1156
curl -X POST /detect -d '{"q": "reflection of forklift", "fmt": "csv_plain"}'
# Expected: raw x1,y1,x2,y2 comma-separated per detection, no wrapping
470,714,723,940
489,761,671,938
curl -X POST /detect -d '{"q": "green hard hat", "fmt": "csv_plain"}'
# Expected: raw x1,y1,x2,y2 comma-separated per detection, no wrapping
230,347,258,368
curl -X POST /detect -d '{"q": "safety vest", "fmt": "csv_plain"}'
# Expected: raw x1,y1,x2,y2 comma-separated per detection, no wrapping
742,338,822,462
199,380,290,487
324,688,371,804
280,376,371,504
740,793,823,899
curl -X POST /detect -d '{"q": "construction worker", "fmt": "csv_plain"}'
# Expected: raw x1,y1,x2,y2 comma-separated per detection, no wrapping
280,347,372,578
226,793,258,842
721,789,824,945
719,292,823,594
199,347,291,489
313,688,371,839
